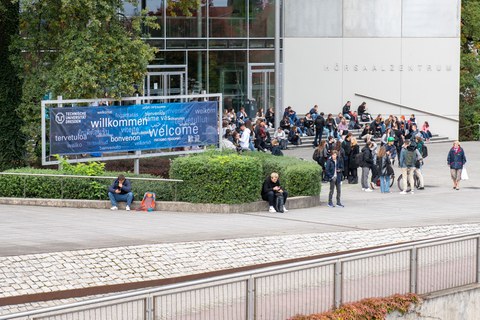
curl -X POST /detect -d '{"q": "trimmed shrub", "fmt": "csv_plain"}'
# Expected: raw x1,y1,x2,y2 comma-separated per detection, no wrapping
0,168,176,201
170,153,263,204
169,151,321,204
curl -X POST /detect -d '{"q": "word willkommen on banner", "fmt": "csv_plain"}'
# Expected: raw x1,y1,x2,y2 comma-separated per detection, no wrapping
49,101,218,155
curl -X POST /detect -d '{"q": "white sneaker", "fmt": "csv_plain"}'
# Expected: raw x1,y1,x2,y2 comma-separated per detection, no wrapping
364,188,373,192
400,191,407,195
361,188,366,191
410,191,414,195
283,206,288,213
126,206,131,211
110,206,118,210
269,206,276,213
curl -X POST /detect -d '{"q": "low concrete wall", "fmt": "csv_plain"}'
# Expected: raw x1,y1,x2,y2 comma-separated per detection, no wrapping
0,196,320,213
387,284,480,320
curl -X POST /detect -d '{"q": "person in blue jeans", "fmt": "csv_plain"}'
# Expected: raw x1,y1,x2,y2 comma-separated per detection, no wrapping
108,174,134,211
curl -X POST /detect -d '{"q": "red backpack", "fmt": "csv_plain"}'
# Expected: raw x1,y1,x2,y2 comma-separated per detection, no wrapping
137,192,156,212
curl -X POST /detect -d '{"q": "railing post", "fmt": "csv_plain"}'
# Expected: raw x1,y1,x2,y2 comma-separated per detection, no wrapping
410,247,418,293
146,295,154,320
174,182,178,202
247,276,255,320
23,176,26,198
477,237,480,283
334,261,342,308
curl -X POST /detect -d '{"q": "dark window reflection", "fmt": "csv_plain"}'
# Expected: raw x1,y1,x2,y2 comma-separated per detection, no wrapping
209,51,247,110
166,1,206,38
209,0,247,37
188,51,207,94
249,0,275,37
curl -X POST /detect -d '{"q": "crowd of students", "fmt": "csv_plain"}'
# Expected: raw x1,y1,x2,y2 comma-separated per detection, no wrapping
221,101,439,211
311,102,432,199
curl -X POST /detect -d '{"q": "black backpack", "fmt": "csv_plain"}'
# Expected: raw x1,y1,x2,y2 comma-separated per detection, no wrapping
355,152,363,167
422,144,428,158
274,192,284,213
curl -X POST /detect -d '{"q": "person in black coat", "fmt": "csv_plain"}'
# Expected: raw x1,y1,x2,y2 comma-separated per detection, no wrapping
325,151,344,207
360,141,375,191
313,112,325,147
261,172,288,213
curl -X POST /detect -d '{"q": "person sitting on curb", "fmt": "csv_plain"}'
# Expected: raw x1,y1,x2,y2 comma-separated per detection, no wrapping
108,174,134,211
261,172,288,213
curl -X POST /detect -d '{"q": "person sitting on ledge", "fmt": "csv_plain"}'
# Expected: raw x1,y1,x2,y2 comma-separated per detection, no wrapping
261,172,288,213
108,174,134,211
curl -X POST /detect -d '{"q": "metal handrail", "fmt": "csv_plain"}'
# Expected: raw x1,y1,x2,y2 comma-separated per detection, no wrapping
0,172,183,183
1,231,478,320
355,93,459,123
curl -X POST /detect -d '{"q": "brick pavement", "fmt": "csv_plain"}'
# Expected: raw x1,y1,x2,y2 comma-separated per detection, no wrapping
2,223,480,315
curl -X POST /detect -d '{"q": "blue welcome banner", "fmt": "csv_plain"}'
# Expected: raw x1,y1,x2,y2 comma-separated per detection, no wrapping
49,101,219,155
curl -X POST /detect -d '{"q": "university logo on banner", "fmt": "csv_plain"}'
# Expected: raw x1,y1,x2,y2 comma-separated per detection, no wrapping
49,102,219,155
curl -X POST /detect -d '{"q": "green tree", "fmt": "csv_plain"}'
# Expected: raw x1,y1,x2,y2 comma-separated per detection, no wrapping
12,0,159,160
0,0,27,170
460,0,480,140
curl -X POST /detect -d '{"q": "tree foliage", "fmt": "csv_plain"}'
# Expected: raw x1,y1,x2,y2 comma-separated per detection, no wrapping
11,0,159,161
460,0,480,140
0,0,27,170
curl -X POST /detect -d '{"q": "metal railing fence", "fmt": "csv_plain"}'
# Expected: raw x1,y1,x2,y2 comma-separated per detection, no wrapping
1,232,479,320
0,172,183,202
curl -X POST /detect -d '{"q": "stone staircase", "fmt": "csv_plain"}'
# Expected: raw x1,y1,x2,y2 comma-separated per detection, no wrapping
268,127,452,150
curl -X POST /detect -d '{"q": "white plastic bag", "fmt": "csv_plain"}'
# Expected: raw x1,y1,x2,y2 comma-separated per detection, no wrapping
461,167,469,180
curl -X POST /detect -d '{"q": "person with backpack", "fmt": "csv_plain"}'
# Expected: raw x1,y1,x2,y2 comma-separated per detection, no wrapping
262,172,288,213
108,174,134,211
360,141,375,192
414,136,426,190
313,112,326,147
447,141,467,190
399,141,422,194
325,150,344,208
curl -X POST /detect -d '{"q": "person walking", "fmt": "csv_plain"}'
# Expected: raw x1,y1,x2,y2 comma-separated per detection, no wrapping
447,141,467,190
325,150,344,208
399,141,422,194
377,146,394,193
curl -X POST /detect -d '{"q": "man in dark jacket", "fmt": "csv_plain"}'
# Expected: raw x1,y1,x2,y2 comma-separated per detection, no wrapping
261,172,288,213
313,112,326,147
325,151,344,208
360,142,375,192
108,174,134,211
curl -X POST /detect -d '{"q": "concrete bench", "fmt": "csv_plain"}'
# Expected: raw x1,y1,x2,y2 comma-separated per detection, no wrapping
0,196,321,214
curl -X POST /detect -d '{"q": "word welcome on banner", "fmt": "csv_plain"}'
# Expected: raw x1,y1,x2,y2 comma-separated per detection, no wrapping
49,101,219,155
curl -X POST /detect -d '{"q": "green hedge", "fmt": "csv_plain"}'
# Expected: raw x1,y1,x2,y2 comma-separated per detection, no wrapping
0,168,176,201
0,151,321,204
169,151,321,204
169,152,263,204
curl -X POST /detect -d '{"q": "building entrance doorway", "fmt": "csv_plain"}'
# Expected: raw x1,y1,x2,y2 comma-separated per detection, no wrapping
248,63,275,116
145,65,187,102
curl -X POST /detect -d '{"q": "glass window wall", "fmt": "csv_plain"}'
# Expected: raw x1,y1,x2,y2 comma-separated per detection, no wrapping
249,0,275,37
209,0,247,38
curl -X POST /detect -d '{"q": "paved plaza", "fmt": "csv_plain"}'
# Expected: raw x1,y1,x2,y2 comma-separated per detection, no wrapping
0,141,479,315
